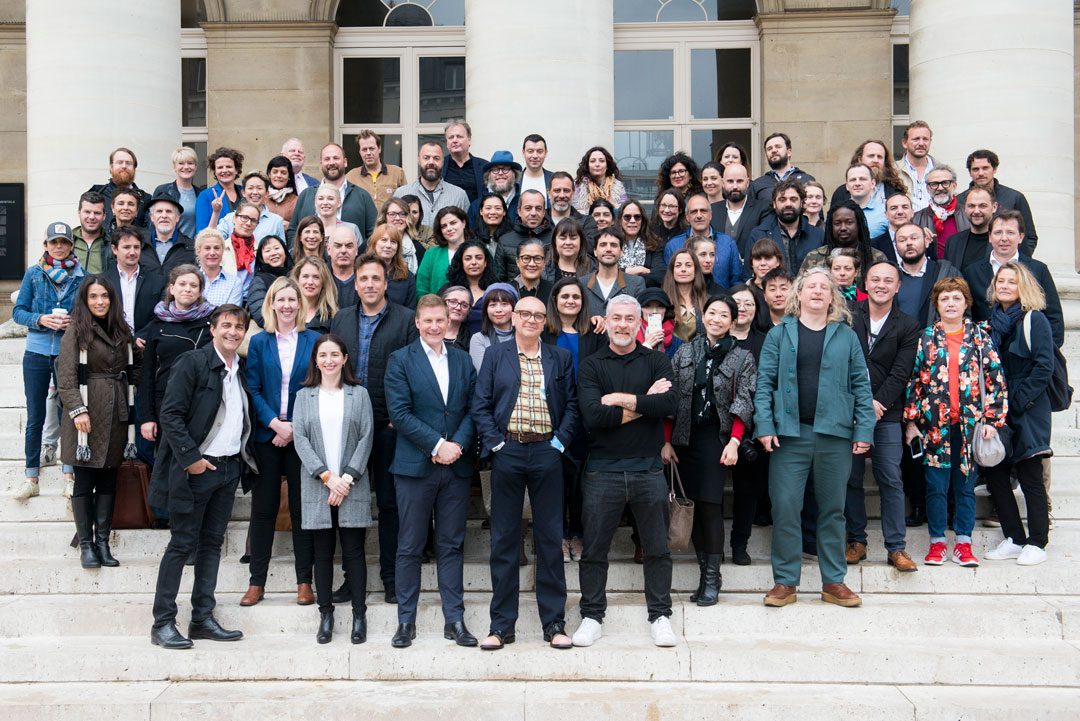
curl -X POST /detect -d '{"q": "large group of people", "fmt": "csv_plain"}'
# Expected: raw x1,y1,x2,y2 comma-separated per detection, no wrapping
10,118,1062,651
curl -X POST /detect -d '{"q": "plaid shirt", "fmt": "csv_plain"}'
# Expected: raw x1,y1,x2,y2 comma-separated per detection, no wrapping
355,303,388,385
508,350,552,434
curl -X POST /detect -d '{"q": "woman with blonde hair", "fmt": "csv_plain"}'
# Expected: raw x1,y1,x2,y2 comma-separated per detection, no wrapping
153,146,203,238
194,228,244,307
754,266,874,608
662,248,708,342
291,255,338,335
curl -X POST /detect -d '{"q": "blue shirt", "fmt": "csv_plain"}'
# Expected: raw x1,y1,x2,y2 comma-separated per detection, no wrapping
663,229,744,291
202,269,245,307
217,206,287,246
13,263,85,356
195,183,242,233
556,331,580,372
862,200,888,238
177,186,197,238
355,303,388,385
151,228,175,264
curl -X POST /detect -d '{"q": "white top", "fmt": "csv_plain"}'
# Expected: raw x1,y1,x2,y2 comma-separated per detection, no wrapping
203,347,244,457
990,250,1020,277
319,387,345,477
423,339,450,457
117,266,138,331
868,310,890,352
520,172,547,199
596,277,616,300
276,328,298,418
726,203,744,226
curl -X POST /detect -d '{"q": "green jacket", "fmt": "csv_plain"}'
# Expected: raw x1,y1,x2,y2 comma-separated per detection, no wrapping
72,226,111,275
753,316,876,443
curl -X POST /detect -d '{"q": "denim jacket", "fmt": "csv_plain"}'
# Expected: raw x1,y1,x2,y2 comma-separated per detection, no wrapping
13,263,85,356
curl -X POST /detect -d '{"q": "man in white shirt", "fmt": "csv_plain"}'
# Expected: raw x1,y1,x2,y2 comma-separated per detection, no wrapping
519,134,551,199
899,121,935,212
104,225,164,340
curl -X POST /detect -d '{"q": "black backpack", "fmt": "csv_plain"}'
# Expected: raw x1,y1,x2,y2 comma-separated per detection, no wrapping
1023,312,1073,412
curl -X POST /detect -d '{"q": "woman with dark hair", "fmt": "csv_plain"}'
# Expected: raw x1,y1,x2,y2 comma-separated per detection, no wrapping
474,193,512,279
655,152,703,202
367,223,417,310
588,198,615,233
246,235,294,327
265,156,299,228
293,333,374,644
292,216,327,262
399,194,436,250
444,239,496,335
543,218,595,281
378,197,425,272
652,189,687,244
416,206,472,298
663,249,708,342
572,146,627,214
291,255,338,336
438,285,474,352
701,161,723,205
468,283,518,372
800,199,887,287
714,141,750,169
195,146,244,232
57,275,140,568
748,237,784,289
617,200,666,287
665,295,756,605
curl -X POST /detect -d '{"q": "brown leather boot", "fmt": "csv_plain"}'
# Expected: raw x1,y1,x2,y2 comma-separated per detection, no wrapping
845,541,867,565
821,582,862,607
239,585,264,606
763,583,797,607
297,582,315,605
887,549,918,573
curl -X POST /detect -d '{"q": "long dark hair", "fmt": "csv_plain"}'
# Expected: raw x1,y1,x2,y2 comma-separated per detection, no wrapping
265,155,296,192
70,275,131,350
655,152,703,198
575,146,622,183
823,199,873,287
651,188,687,234
617,199,660,252
302,333,359,388
254,235,294,279
292,215,326,260
433,206,473,248
445,239,496,289
545,277,591,335
546,218,592,277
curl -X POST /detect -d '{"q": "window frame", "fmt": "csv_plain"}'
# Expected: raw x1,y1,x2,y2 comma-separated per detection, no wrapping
890,16,910,159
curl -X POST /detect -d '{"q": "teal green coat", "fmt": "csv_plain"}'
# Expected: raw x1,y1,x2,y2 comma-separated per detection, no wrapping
753,316,876,443
416,245,450,299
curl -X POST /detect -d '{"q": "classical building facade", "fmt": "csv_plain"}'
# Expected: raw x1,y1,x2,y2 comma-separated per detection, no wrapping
0,0,1075,281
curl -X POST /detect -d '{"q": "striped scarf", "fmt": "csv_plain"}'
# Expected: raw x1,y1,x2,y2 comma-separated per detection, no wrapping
41,253,78,285
75,344,137,463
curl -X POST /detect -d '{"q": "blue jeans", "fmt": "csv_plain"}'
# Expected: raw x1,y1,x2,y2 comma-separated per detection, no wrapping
923,424,975,544
23,352,73,477
845,421,907,552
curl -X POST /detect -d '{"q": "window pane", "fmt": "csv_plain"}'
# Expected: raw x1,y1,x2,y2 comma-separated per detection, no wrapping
614,50,673,121
181,0,206,28
418,57,466,124
614,130,674,205
892,125,906,161
181,58,206,128
428,0,465,26
892,0,910,15
344,133,403,170
691,48,751,119
386,4,433,26
343,57,401,125
614,0,752,22
186,142,208,188
893,44,909,116
691,128,753,171
336,0,388,26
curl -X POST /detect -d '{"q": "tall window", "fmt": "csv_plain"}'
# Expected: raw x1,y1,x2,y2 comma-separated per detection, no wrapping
181,27,208,187
890,10,910,159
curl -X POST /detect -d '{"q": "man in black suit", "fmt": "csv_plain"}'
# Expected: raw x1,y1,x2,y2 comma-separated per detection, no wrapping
942,185,996,273
148,305,258,649
963,210,1063,347
870,192,915,264
287,142,377,246
331,255,419,603
472,295,578,650
894,222,962,329
104,226,164,339
710,162,770,259
845,261,921,572
957,149,1038,255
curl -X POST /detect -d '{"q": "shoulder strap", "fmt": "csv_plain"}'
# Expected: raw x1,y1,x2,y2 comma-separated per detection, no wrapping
1022,311,1032,350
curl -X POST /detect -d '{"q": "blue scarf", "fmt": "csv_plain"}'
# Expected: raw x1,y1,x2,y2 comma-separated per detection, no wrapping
989,301,1024,351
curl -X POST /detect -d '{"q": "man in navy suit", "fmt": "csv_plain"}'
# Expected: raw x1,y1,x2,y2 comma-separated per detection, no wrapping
384,294,478,649
472,295,579,650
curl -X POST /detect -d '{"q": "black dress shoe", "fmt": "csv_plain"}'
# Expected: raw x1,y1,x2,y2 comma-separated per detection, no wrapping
239,554,250,564
391,623,416,648
351,612,367,644
188,616,243,642
151,623,193,649
731,545,751,566
384,583,397,604
332,581,352,604
444,620,478,647
542,621,570,645
905,506,926,527
316,610,334,644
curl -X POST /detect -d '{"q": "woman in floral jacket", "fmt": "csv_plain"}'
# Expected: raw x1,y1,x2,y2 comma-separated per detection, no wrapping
904,277,1007,568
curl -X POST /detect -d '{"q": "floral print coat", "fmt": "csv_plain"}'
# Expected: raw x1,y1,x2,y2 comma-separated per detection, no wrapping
904,320,1007,477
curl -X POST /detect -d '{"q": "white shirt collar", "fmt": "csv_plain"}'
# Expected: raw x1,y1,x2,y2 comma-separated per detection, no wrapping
422,340,446,359
214,345,237,375
901,255,929,278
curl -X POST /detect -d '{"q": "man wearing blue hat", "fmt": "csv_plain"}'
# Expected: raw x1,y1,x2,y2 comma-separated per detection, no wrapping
467,150,523,230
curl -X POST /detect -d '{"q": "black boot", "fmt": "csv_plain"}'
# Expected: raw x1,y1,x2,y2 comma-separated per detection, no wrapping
689,551,707,603
731,544,751,566
697,554,723,606
72,496,101,568
93,494,119,566
316,610,334,644
905,505,926,527
351,612,367,644
332,581,352,604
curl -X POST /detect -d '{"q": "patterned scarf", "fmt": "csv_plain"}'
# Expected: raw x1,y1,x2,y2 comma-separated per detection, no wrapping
267,185,294,204
154,299,215,323
620,237,646,269
230,232,256,274
586,176,615,208
840,285,859,301
928,195,957,238
41,253,78,285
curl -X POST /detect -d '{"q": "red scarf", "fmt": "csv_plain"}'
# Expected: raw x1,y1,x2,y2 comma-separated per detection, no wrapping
929,196,957,238
637,317,675,350
230,232,255,274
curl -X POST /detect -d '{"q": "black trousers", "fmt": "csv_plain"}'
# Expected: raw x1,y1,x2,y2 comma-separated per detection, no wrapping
730,452,767,547
691,499,725,555
313,506,367,615
152,456,241,627
901,441,926,509
248,441,313,586
371,423,398,587
72,466,118,497
986,455,1050,549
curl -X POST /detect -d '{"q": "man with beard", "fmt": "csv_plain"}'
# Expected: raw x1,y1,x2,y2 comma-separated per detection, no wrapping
748,133,815,204
746,179,823,274
443,119,487,204
711,163,769,258
829,139,908,209
467,150,522,229
71,191,109,274
957,149,1038,255
547,171,598,252
941,185,997,272
871,193,915,264
345,130,407,214
289,143,377,246
912,165,965,260
799,200,887,285
844,163,888,237
584,228,646,318
394,141,470,226
497,190,552,281
140,191,196,277
88,147,152,227
898,121,936,212
280,138,319,193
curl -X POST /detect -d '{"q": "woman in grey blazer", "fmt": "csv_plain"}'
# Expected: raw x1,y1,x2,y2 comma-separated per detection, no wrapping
292,333,374,645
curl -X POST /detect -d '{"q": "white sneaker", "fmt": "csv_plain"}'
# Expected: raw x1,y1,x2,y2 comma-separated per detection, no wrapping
1017,545,1047,566
40,445,57,467
63,476,75,500
12,479,39,501
984,538,1023,560
650,616,677,647
974,483,990,497
571,617,602,647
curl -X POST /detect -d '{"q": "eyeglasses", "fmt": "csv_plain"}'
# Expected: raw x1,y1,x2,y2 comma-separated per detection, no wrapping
927,180,954,189
518,254,545,265
386,211,407,219
445,299,470,309
622,214,642,221
516,310,546,322
658,204,680,211
490,167,513,175
669,168,688,177
236,214,259,224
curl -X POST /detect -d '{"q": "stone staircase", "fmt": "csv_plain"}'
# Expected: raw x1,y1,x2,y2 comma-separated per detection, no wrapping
0,339,1078,719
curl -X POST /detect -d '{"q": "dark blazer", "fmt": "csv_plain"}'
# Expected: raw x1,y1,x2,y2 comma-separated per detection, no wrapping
442,153,487,203
899,255,961,328
152,180,205,203
942,228,992,273
138,231,197,277
244,329,319,443
870,231,897,264
850,300,921,423
472,338,579,457
746,214,824,276
138,316,213,423
583,269,646,317
103,265,165,336
385,339,477,478
999,310,1054,460
748,167,815,205
147,344,258,514
330,299,419,425
89,180,153,227
287,182,377,246
710,199,772,258
958,179,1037,254
963,252,1064,347
387,272,418,309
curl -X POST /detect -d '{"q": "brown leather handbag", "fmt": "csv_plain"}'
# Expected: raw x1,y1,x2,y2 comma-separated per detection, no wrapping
666,462,694,551
113,460,155,529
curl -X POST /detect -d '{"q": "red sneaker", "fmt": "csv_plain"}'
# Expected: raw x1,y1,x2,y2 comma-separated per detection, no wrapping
951,542,979,567
924,542,948,565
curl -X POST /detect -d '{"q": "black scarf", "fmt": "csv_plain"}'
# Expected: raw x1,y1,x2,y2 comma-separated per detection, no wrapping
989,301,1024,351
692,334,736,424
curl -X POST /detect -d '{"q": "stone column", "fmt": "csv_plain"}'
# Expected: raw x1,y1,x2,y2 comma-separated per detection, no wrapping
464,0,613,173
25,1,180,254
909,0,1075,270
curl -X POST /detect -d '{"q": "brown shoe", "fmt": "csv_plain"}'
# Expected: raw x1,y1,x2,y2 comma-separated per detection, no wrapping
887,550,918,573
297,582,315,605
763,583,797,607
845,541,867,565
239,585,264,606
821,582,861,607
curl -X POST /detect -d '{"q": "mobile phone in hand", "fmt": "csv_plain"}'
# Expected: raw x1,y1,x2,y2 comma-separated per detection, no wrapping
909,436,924,459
